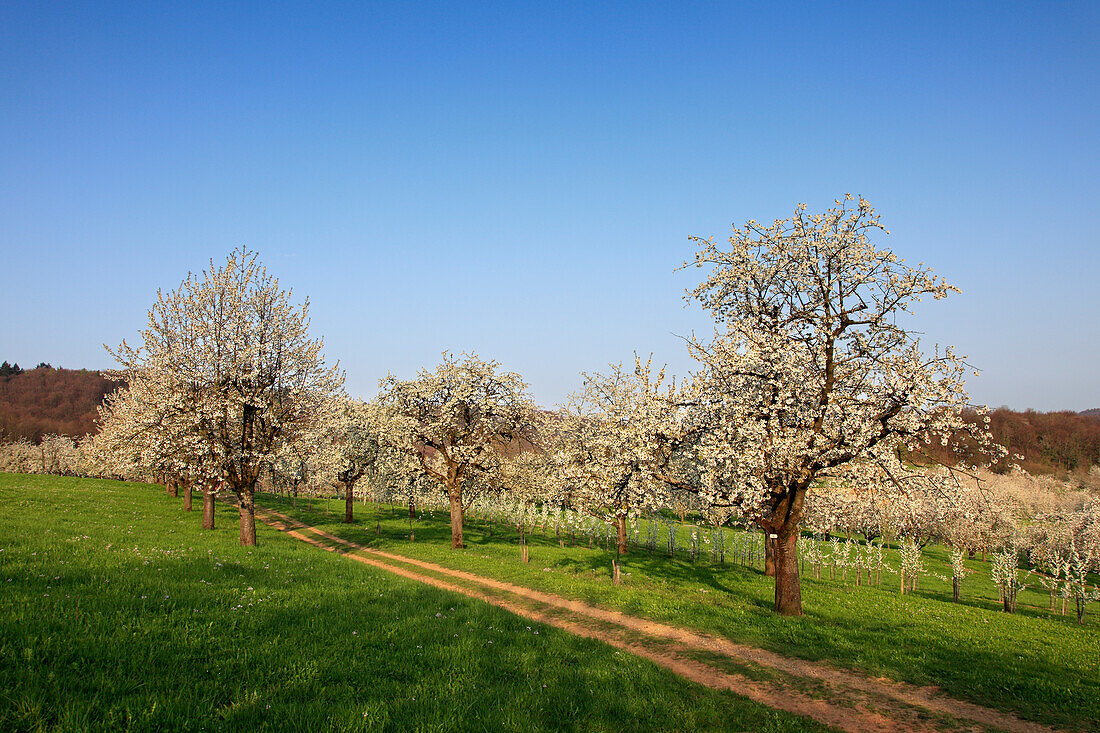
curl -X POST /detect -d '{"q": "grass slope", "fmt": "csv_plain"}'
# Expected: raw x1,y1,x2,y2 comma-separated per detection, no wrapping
0,474,826,733
260,492,1100,731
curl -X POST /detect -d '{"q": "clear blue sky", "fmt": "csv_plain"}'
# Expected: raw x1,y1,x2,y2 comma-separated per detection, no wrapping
2,2,1097,410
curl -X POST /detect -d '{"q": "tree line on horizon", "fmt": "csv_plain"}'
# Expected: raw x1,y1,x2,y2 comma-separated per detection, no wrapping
0,365,124,442
2,364,1098,477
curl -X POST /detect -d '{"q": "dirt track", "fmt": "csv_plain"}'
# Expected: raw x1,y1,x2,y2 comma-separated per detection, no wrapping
255,506,1059,733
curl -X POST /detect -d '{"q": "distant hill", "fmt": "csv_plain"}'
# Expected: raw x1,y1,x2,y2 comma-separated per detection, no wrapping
0,366,124,442
1080,408,1100,420
920,407,1100,475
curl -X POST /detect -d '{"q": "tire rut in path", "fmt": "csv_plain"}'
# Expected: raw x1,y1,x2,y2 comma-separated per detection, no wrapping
255,506,1059,733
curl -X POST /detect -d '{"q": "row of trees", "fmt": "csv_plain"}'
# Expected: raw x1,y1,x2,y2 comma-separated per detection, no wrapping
801,467,1100,621
65,197,1026,617
7,423,1096,622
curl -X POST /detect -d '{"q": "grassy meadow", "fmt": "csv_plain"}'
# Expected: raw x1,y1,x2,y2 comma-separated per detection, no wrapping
0,473,828,733
259,490,1100,731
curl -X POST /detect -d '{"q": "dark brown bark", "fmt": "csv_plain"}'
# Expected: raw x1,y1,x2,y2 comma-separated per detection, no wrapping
763,483,806,616
764,530,777,577
168,479,178,498
344,481,354,523
952,576,960,603
615,515,628,556
408,497,416,519
448,483,464,549
202,489,215,530
238,487,257,546
183,480,192,512
773,530,803,616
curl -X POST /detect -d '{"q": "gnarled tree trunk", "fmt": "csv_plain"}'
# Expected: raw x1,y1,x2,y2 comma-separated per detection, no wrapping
448,482,464,549
183,479,192,511
764,484,806,616
238,486,257,546
202,488,215,530
344,480,355,523
615,514,628,556
773,530,802,615
764,530,777,577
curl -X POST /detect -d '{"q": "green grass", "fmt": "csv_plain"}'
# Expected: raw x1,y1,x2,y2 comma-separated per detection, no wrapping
260,491,1100,731
0,474,831,733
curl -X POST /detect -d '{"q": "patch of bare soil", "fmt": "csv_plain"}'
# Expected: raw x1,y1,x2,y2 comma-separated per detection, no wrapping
255,506,1059,733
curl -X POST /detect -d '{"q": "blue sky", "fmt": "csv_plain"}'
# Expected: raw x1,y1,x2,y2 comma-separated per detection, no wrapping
1,2,1097,410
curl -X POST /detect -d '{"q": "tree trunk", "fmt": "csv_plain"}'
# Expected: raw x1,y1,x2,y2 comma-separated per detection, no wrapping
408,497,416,519
448,483,464,549
764,530,777,577
615,515,628,556
202,489,215,530
168,479,178,498
952,576,960,603
238,486,257,546
344,481,354,523
773,531,802,616
183,480,192,512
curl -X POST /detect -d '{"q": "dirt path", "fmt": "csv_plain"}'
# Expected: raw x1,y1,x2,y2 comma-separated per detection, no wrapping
255,506,1059,733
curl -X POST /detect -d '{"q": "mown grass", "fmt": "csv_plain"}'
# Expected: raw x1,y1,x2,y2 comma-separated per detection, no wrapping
260,492,1100,731
0,474,830,733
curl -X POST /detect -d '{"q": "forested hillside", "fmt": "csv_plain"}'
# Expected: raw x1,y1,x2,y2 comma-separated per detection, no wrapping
920,407,1100,475
0,365,124,442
